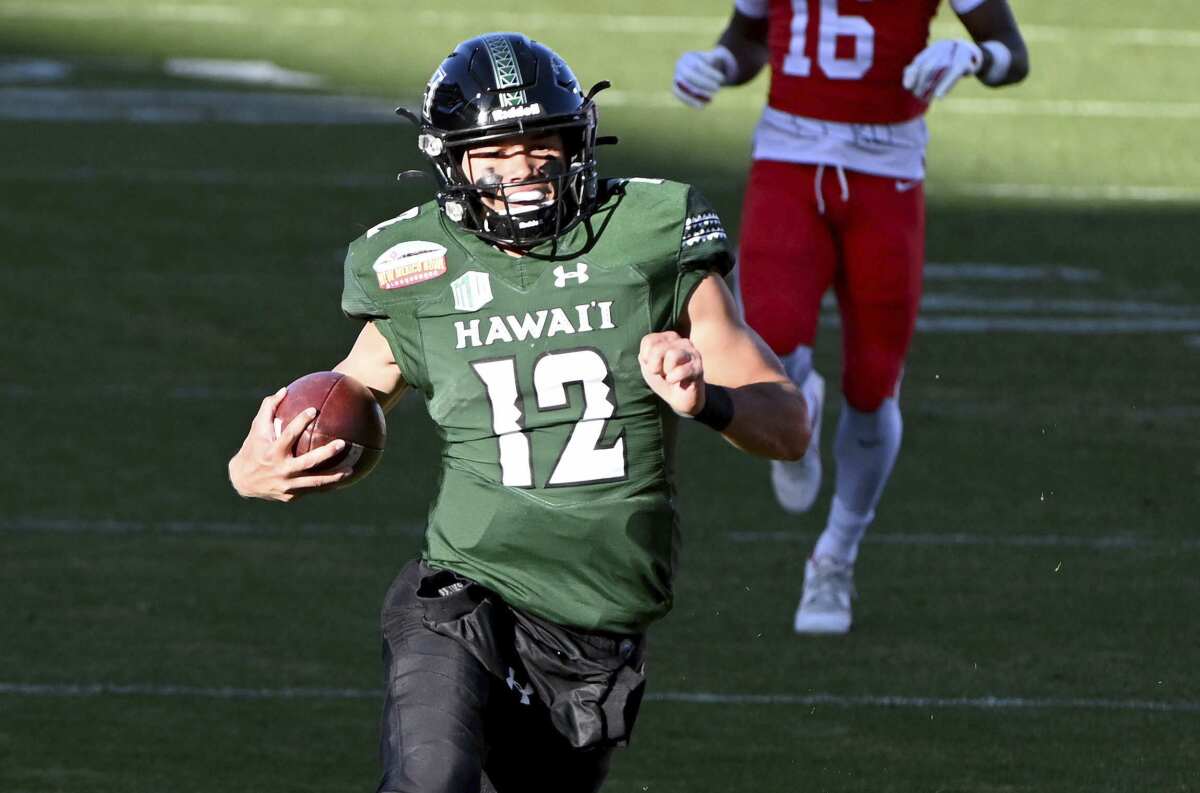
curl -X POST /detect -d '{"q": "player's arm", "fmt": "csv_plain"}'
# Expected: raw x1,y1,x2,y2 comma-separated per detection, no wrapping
673,4,768,108
716,9,769,86
638,274,810,461
227,323,408,502
957,0,1029,87
333,321,410,412
903,0,1029,101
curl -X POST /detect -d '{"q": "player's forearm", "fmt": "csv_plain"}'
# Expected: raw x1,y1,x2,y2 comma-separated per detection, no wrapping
715,381,810,460
961,0,1029,87
334,322,410,413
976,36,1029,87
716,17,769,86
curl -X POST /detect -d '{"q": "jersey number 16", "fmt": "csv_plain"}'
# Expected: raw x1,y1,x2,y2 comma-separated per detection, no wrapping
783,0,875,80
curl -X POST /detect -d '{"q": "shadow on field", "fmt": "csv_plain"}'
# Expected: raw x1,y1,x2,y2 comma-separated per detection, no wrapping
4,14,1200,793
2,0,1199,652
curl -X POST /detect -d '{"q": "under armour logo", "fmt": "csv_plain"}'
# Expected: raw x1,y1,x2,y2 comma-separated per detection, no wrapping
506,667,534,705
553,262,589,288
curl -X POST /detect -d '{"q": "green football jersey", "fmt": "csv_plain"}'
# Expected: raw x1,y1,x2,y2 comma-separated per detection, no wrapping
341,178,732,633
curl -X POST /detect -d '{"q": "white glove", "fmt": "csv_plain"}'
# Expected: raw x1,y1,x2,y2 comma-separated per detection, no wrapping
902,39,983,102
672,46,737,109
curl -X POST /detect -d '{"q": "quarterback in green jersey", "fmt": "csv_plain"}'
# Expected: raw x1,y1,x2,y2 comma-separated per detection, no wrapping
228,32,809,793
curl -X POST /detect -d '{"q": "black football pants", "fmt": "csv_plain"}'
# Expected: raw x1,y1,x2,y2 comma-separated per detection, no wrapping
376,561,613,793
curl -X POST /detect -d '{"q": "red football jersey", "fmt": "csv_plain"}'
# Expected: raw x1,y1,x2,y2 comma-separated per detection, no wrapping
762,0,943,124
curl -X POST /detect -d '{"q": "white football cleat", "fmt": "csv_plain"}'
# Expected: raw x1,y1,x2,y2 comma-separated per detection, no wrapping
770,370,825,513
793,555,855,635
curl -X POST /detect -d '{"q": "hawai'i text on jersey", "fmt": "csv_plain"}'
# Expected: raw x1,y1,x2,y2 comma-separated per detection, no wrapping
342,179,732,633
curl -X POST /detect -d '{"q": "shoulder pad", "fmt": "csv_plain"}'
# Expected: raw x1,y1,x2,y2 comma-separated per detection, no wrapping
365,206,421,239
607,177,668,190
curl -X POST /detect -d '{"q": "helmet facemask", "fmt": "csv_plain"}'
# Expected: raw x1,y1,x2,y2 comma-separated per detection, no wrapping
427,112,599,249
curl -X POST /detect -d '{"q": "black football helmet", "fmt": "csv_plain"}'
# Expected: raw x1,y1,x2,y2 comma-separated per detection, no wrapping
403,33,610,249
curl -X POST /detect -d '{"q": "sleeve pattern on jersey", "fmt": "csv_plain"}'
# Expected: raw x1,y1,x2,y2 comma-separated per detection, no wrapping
676,186,734,279
341,246,388,320
682,211,728,249
672,187,733,327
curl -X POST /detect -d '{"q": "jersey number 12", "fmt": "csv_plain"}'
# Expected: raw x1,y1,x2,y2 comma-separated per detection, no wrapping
783,0,875,80
472,349,626,488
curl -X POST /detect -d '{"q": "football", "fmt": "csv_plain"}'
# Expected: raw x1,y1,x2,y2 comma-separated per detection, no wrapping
274,371,387,489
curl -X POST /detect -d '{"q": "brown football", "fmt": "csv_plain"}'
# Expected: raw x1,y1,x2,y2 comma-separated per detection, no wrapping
275,371,386,489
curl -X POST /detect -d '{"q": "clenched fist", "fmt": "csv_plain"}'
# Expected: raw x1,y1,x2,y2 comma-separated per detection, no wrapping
902,39,983,101
639,331,706,417
672,46,737,108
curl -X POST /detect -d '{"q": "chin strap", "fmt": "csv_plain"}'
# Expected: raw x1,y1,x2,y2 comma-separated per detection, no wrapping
584,80,612,103
394,106,421,126
584,83,617,148
396,169,434,183
395,109,437,185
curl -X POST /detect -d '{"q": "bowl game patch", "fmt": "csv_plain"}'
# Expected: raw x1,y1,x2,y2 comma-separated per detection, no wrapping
373,241,448,289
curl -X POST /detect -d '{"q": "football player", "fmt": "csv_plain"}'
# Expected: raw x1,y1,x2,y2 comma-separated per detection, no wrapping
673,0,1028,634
228,33,809,793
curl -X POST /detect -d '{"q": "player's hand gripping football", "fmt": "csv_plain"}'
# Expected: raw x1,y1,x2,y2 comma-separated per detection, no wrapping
227,387,353,502
639,331,707,417
903,39,983,101
672,46,737,109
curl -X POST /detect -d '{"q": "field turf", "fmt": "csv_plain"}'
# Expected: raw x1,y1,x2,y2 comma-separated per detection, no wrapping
1,1,1198,791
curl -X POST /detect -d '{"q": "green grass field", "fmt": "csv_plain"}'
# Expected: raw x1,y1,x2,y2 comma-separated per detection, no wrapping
2,1,1199,791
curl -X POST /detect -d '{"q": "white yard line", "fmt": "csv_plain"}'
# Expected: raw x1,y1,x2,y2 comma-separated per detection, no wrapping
405,10,723,35
918,294,1200,317
7,519,1195,551
909,317,1200,333
0,58,72,83
653,692,1200,713
6,88,1200,127
0,165,394,187
818,292,1200,319
727,531,1198,550
5,3,1200,47
163,59,324,89
911,402,1200,421
0,383,434,403
0,2,249,23
1,164,1194,205
807,315,1200,334
602,90,1200,120
937,182,1200,202
0,682,375,699
1009,24,1200,48
924,263,1102,283
0,383,273,399
935,97,1200,120
2,681,1196,713
0,88,395,124
0,518,423,536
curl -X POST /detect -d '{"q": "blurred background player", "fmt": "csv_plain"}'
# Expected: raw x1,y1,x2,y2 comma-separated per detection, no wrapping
673,0,1028,634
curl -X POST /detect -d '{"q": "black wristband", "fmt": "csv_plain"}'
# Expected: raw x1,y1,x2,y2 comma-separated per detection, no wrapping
693,383,735,431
